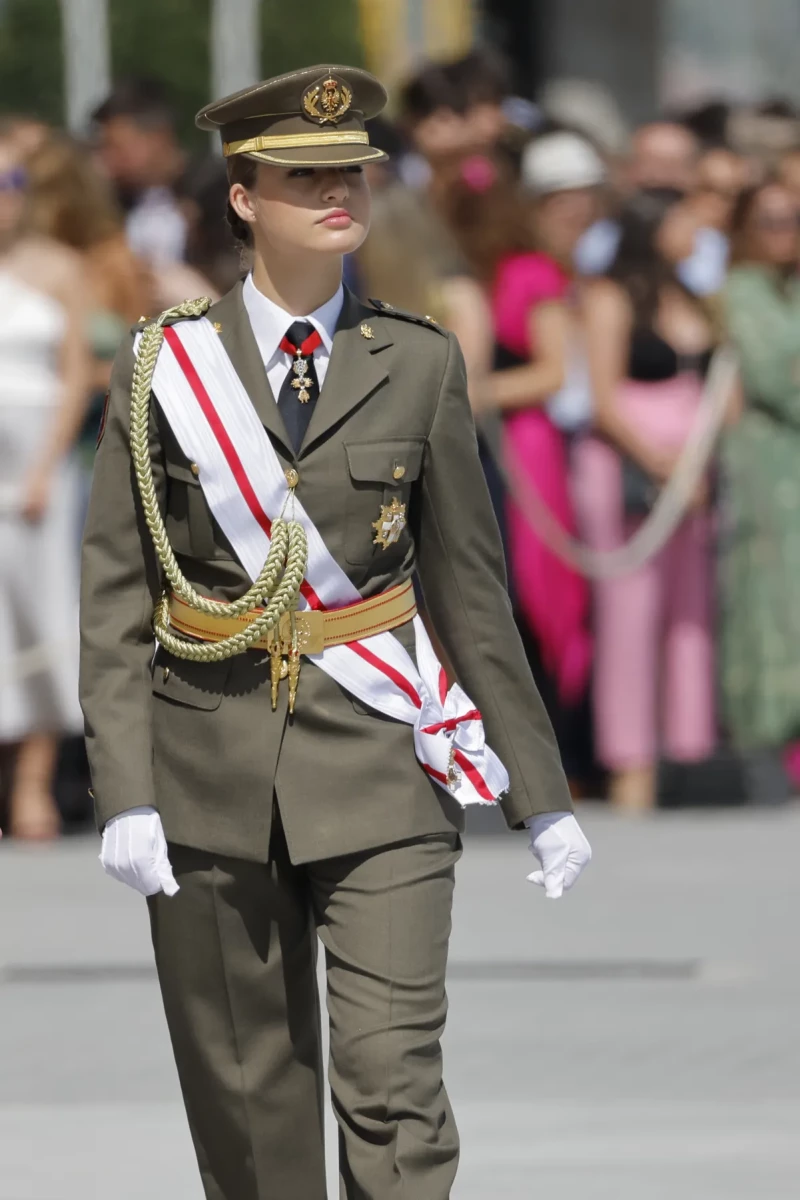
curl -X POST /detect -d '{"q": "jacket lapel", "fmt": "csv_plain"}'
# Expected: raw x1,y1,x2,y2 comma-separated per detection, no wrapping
208,280,295,459
299,288,392,458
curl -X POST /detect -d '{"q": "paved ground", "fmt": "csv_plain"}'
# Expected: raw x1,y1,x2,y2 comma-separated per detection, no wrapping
1,805,798,1199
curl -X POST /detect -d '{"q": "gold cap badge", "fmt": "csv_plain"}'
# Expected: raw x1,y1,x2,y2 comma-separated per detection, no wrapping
303,74,353,125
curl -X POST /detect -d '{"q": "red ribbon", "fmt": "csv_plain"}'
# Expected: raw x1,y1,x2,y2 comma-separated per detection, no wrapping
279,328,323,358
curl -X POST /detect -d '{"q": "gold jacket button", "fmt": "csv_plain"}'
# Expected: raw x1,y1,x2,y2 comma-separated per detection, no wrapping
190,462,200,478
392,464,406,480
285,468,299,488
162,666,170,683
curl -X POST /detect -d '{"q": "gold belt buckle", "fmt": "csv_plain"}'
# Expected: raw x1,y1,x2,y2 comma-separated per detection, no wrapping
276,609,325,655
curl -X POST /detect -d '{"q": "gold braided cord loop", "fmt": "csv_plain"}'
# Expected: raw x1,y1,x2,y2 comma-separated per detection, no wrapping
223,129,370,156
150,519,308,661
129,298,308,661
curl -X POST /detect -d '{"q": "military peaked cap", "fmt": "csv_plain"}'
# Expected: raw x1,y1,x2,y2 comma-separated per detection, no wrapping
196,64,388,167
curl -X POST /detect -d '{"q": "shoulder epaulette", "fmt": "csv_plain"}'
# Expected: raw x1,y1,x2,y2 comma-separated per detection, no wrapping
368,298,447,336
133,296,212,334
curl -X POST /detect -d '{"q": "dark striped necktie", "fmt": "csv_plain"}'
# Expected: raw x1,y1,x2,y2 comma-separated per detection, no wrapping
277,320,322,453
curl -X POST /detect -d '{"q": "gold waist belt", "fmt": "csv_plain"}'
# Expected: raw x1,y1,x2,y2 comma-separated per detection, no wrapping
167,579,417,659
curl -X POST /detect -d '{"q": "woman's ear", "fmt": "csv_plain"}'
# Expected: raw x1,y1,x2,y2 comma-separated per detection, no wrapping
229,182,257,228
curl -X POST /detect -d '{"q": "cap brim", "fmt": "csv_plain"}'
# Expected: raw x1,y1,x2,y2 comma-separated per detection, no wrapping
242,143,388,167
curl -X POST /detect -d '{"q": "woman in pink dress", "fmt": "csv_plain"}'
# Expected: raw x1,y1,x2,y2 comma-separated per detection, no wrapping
575,188,717,811
471,133,604,742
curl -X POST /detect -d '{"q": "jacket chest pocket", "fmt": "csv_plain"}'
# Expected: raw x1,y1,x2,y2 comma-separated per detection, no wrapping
164,459,217,560
343,437,425,565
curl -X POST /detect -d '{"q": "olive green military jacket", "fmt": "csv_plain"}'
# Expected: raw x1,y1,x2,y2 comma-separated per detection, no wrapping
79,280,571,864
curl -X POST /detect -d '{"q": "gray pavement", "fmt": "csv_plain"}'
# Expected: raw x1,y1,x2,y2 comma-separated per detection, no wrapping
1,805,799,1199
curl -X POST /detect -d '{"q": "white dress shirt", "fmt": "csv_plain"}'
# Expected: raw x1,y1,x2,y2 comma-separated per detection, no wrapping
242,272,344,398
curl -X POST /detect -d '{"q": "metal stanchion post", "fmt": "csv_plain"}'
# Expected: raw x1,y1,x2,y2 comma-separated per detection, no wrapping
209,0,260,153
60,0,111,133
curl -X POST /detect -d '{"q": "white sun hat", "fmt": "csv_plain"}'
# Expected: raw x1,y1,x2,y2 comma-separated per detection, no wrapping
521,132,606,195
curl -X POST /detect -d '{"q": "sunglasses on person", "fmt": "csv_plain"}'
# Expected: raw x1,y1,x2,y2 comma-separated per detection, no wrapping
0,166,27,193
754,213,800,232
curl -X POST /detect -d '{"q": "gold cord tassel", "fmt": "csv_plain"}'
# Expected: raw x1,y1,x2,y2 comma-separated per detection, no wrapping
287,649,301,714
287,614,301,714
269,638,283,712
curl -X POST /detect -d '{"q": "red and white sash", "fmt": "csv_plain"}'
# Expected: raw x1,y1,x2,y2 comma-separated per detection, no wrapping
143,317,509,807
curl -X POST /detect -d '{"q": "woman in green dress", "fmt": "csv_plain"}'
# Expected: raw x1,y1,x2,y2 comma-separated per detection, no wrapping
720,181,800,762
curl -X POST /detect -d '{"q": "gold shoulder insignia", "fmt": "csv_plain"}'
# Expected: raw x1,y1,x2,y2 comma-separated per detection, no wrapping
157,296,213,328
131,297,211,336
367,298,447,336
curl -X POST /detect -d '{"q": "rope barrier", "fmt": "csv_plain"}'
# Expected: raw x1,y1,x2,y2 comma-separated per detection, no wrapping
486,346,739,580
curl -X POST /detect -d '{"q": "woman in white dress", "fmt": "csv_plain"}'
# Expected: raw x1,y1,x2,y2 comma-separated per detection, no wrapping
0,126,90,838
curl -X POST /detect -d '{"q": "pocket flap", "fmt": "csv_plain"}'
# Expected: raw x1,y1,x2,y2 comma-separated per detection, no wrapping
344,438,425,484
152,655,231,710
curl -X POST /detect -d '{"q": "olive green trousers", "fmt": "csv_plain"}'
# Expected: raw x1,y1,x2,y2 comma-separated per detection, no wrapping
147,821,461,1199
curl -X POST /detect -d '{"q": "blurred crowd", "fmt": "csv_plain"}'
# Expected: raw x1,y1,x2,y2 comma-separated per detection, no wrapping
3,49,800,838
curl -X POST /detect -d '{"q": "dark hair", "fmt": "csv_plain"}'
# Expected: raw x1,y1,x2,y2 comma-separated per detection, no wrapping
446,47,510,109
91,77,176,132
729,183,761,247
400,48,510,126
174,155,241,291
678,99,732,150
757,98,797,120
400,63,460,125
607,187,687,327
365,114,406,163
225,154,258,248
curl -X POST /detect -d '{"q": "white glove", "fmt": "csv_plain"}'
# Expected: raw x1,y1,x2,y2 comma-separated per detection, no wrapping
524,812,591,899
99,806,179,898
